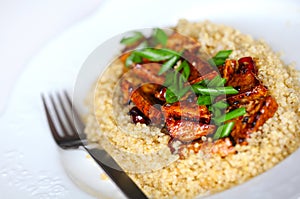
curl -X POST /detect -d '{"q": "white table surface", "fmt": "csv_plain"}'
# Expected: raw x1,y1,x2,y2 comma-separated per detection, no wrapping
0,0,103,115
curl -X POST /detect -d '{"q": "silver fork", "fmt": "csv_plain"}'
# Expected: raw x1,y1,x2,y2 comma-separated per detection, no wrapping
41,91,148,199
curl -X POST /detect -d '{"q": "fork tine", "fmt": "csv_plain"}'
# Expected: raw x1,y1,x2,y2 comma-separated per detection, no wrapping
48,93,72,138
56,92,78,138
64,91,85,137
41,94,61,144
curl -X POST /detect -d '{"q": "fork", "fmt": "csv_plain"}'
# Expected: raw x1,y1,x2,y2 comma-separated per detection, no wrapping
41,91,148,199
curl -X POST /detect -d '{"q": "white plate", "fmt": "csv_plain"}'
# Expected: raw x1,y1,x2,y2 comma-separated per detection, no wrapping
0,0,300,198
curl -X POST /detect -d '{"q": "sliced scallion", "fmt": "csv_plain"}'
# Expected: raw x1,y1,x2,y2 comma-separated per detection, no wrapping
165,88,178,103
213,100,228,109
207,75,223,87
192,86,238,96
125,52,142,67
213,121,235,139
134,48,175,61
153,28,168,46
158,55,179,75
197,95,212,105
120,32,144,46
214,50,233,59
214,107,246,124
208,49,233,66
182,61,190,81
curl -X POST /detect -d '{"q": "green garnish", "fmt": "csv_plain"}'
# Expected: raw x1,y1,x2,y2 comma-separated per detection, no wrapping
188,72,243,138
120,32,144,46
163,72,174,87
164,70,191,103
214,107,246,124
134,48,178,61
192,85,239,96
181,61,190,81
207,75,226,87
213,122,235,140
120,31,243,140
208,50,233,66
165,88,178,104
135,40,149,49
165,86,190,104
212,100,228,109
213,108,222,118
197,95,213,105
153,28,168,46
158,55,180,75
125,52,142,67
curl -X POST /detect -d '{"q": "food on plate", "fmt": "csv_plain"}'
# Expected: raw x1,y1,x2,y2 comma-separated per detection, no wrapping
84,19,300,198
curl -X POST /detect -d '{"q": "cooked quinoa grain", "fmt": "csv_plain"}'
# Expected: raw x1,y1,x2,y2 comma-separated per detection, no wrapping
84,19,300,198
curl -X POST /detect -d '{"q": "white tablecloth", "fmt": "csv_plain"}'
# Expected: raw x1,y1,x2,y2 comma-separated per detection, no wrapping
0,0,103,115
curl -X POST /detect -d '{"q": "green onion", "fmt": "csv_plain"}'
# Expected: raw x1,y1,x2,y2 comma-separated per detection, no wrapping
207,75,222,87
153,28,168,46
175,61,185,72
135,40,148,49
165,86,190,104
213,108,222,118
193,79,206,86
219,78,227,86
158,55,179,75
125,52,142,67
213,100,228,109
173,70,179,88
163,72,174,87
120,32,144,46
165,88,178,103
208,49,233,66
213,125,224,140
213,122,235,139
177,86,190,98
178,74,185,89
134,48,174,61
197,95,212,105
207,75,227,87
222,86,239,95
174,60,190,81
214,107,246,124
182,61,190,81
192,86,238,96
214,50,233,59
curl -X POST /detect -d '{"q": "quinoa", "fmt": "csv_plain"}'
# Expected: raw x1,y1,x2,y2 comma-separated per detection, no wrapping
84,19,300,198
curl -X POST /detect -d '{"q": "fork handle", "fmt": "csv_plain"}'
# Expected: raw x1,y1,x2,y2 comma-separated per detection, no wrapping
85,147,148,199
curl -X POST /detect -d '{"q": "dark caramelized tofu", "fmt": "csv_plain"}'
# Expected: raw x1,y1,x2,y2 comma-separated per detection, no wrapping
248,96,278,132
209,137,237,157
132,63,165,85
174,137,236,158
165,117,216,142
218,59,237,82
225,57,260,92
166,32,213,78
188,70,218,85
120,79,134,104
130,88,163,125
162,100,211,123
166,32,200,54
183,50,214,80
227,84,269,105
229,95,278,143
226,70,260,93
